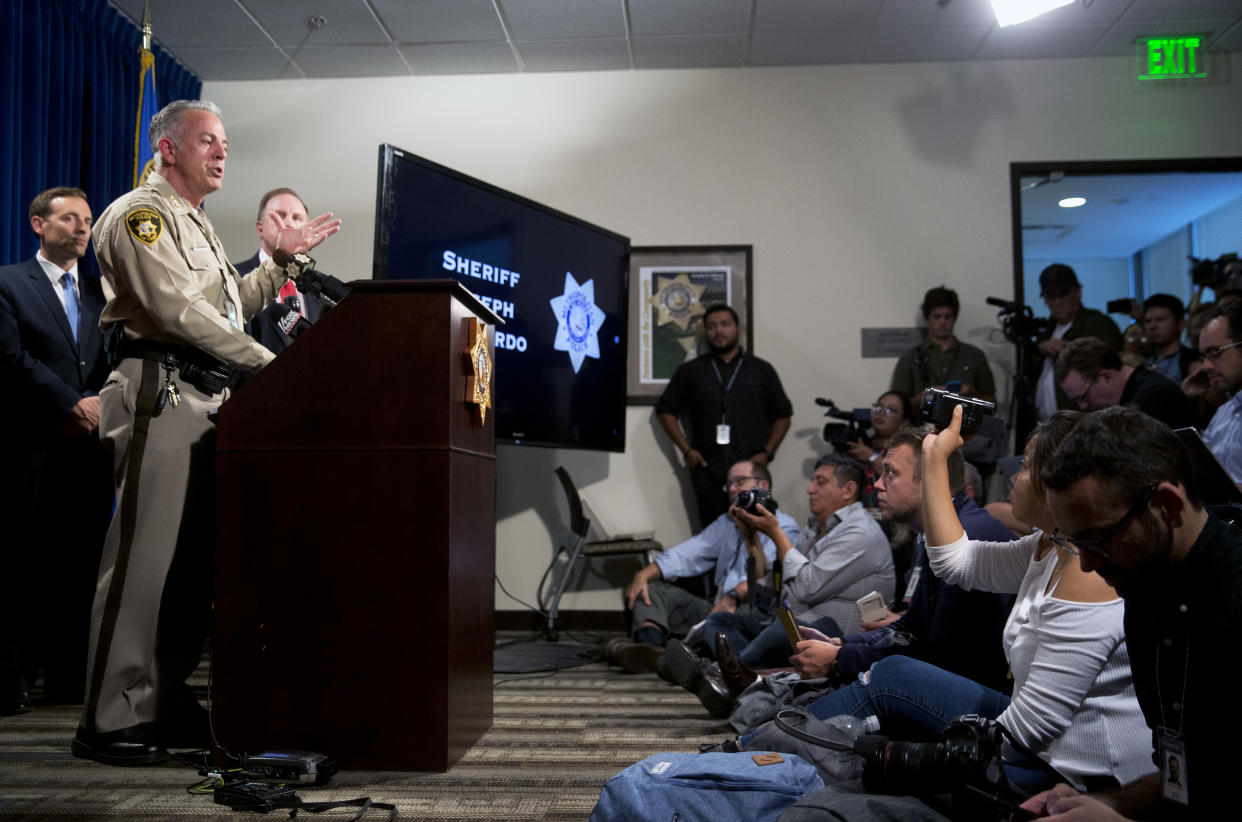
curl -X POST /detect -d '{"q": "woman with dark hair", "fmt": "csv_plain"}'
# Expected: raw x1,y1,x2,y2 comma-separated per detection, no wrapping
845,390,912,468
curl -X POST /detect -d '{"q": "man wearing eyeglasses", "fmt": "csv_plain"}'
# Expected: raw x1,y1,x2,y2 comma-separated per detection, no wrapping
613,460,799,674
1054,336,1195,430
1198,302,1242,485
1027,406,1242,820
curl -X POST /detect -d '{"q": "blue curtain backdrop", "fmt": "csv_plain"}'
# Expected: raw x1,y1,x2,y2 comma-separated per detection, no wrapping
1,0,200,270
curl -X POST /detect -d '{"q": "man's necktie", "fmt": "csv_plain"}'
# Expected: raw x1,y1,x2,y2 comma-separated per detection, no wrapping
61,272,79,342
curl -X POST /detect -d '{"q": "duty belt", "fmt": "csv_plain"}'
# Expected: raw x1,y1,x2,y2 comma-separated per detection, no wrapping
114,338,248,396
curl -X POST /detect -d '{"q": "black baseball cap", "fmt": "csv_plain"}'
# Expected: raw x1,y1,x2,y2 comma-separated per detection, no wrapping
1039,264,1079,297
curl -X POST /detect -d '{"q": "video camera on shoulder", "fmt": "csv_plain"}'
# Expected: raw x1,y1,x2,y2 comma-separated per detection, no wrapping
921,388,996,436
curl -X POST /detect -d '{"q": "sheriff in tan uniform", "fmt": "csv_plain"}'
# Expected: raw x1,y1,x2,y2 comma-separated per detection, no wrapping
73,100,339,767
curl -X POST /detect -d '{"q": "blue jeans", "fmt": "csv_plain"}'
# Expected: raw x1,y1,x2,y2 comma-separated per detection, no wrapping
741,656,1055,792
705,612,841,667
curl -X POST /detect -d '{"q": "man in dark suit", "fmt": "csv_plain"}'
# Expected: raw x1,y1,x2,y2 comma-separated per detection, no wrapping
0,187,112,713
236,187,328,353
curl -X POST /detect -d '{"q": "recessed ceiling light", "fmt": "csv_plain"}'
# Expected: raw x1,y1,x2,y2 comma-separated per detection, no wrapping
990,0,1075,27
1058,197,1086,208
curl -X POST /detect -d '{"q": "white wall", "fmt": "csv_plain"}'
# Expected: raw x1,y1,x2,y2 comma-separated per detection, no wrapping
203,54,1242,614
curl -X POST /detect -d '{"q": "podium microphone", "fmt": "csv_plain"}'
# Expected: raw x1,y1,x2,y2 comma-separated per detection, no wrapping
271,248,350,307
265,300,313,339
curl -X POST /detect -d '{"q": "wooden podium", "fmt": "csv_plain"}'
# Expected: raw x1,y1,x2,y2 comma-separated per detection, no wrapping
213,279,499,772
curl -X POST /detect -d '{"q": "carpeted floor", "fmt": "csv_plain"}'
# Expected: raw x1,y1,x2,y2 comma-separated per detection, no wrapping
0,631,727,821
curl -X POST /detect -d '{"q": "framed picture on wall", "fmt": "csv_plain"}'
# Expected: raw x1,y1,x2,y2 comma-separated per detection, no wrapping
627,245,753,405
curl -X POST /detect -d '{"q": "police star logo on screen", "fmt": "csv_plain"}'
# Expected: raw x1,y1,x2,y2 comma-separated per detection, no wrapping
550,272,605,373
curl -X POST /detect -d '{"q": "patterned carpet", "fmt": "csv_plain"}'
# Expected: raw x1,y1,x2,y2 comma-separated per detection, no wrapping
0,632,728,821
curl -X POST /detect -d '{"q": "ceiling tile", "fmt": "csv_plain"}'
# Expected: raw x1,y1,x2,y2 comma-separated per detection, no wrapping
975,24,1112,60
290,44,411,78
398,42,521,74
628,0,752,36
514,37,632,71
632,35,749,69
373,0,507,43
872,0,998,30
1094,19,1236,55
498,0,626,40
754,0,881,32
111,0,270,47
861,27,991,63
1214,23,1242,51
749,31,869,66
1124,0,1242,21
243,0,390,47
170,48,297,82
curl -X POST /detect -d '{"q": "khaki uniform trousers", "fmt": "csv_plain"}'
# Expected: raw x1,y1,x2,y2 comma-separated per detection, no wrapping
82,357,220,733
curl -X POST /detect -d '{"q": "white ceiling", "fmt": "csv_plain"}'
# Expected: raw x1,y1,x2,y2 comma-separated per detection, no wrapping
110,0,1242,81
1022,170,1242,259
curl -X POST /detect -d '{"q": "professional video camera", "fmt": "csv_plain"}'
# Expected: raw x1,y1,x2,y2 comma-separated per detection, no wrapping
734,487,779,515
986,297,1051,346
856,715,1031,819
774,711,1037,821
815,397,871,451
1188,252,1239,288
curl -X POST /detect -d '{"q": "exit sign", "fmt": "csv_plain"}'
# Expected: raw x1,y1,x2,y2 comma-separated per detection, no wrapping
1138,35,1207,80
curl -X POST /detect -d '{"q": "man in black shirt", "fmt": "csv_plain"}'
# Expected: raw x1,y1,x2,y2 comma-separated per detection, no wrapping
656,304,793,529
1027,407,1242,820
1055,336,1195,430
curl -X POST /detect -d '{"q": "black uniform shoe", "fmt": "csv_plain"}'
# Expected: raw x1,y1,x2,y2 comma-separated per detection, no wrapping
72,724,169,766
617,642,665,674
0,689,33,716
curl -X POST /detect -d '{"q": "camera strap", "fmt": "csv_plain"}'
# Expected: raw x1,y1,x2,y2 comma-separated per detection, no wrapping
772,710,853,753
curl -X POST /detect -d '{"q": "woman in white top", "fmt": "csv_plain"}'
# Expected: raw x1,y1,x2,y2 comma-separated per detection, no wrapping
769,408,1154,793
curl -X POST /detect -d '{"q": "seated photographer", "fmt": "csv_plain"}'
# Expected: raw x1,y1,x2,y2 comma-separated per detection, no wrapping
705,428,1016,715
612,460,799,674
732,408,1153,794
708,454,894,664
1055,336,1195,430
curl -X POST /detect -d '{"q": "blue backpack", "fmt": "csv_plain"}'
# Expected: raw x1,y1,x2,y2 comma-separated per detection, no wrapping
591,751,824,822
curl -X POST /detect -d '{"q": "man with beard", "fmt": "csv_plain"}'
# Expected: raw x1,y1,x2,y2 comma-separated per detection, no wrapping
657,304,793,529
1025,407,1242,820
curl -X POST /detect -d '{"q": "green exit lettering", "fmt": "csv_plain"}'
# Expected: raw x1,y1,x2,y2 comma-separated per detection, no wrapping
1140,36,1206,80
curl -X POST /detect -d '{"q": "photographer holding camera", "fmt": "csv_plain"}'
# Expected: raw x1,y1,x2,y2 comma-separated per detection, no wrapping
611,460,800,674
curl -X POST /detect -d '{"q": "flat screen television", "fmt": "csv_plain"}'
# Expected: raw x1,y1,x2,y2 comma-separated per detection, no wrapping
372,145,630,452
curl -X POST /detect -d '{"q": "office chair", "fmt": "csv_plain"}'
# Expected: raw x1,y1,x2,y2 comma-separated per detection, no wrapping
542,466,662,641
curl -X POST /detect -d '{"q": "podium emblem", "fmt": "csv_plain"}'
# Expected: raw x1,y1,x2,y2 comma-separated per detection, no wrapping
466,317,493,425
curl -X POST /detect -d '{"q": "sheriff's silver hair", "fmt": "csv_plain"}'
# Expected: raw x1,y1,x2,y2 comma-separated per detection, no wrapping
150,100,223,169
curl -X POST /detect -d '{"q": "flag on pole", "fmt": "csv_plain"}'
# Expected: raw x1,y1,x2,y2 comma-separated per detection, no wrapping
133,5,157,187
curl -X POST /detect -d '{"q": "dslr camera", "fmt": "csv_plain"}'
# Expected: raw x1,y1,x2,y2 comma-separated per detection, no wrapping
734,488,779,515
921,388,996,436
